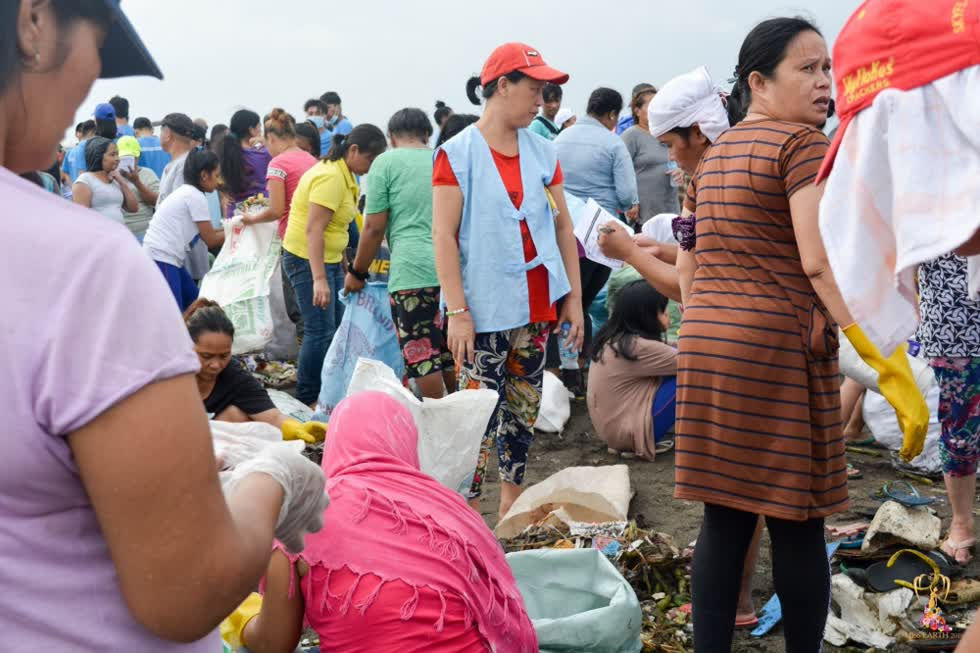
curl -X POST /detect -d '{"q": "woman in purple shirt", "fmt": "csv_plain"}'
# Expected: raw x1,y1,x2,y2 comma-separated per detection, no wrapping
220,108,273,217
0,2,326,651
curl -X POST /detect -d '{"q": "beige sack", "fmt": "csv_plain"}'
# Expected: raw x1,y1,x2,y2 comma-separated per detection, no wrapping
494,465,632,538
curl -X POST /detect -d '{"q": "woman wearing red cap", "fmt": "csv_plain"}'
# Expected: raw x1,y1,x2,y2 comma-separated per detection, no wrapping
432,42,584,518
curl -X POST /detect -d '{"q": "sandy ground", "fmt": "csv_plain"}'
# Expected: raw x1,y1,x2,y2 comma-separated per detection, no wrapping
476,401,977,653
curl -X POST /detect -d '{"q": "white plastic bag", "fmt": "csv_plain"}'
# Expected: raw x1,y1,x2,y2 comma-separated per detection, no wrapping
199,220,281,355
536,371,570,433
262,259,298,361
209,419,292,469
495,465,633,538
346,358,498,494
838,330,935,395
863,386,942,474
267,389,313,423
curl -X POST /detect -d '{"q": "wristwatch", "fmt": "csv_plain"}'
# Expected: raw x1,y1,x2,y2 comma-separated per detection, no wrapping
349,267,370,282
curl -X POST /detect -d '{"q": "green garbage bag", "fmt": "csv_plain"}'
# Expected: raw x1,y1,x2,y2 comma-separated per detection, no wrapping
507,548,643,653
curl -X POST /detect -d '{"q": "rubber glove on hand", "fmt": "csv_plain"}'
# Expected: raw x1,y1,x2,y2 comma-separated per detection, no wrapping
220,592,262,650
222,442,329,553
281,419,327,444
842,324,929,461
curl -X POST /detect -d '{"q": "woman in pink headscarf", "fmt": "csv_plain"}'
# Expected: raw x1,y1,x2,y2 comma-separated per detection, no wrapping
241,391,537,653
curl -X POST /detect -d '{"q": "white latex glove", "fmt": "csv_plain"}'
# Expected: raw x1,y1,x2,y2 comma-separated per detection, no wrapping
226,214,245,229
221,442,329,553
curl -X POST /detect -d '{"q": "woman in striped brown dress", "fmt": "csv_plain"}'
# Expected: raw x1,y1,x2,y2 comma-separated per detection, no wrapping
675,18,857,652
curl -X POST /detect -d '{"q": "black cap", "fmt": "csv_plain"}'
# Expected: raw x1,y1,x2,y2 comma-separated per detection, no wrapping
160,113,196,139
98,1,163,80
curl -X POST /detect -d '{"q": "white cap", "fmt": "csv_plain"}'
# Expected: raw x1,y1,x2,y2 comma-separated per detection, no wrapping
555,107,576,127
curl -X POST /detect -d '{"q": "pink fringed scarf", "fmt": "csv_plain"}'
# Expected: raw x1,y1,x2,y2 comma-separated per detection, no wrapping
298,392,537,653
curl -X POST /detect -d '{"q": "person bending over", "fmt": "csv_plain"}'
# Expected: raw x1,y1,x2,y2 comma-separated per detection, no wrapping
184,299,325,443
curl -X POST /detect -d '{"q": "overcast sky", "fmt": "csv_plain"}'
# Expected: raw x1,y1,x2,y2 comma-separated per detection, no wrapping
70,0,859,142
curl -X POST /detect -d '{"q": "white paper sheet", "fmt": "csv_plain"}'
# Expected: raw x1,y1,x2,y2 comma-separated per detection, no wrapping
572,198,626,270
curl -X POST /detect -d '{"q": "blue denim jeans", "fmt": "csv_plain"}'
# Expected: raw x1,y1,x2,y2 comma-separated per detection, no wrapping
282,251,345,405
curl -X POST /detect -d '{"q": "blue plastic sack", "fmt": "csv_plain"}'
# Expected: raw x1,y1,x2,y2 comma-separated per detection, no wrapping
315,279,404,419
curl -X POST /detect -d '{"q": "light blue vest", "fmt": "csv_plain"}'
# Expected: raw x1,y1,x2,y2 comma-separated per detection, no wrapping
439,125,571,333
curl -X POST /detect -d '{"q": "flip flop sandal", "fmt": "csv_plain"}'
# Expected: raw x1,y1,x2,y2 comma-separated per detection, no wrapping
837,532,866,550
847,435,877,447
847,463,863,480
881,480,936,507
865,549,951,593
735,615,759,629
655,439,675,455
940,536,976,566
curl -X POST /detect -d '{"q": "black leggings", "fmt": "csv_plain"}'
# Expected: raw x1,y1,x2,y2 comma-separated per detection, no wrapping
692,503,829,653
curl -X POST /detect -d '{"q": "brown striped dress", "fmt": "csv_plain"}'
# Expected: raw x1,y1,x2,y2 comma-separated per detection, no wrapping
674,119,849,522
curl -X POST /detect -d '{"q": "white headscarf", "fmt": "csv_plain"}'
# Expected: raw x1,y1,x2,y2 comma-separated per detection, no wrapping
648,66,728,142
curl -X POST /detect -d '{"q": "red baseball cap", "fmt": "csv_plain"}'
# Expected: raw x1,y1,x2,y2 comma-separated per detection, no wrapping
480,43,569,86
817,0,980,183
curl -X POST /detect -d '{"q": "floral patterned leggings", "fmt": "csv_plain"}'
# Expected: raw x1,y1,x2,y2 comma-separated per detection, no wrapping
459,322,549,498
389,287,454,379
932,357,980,477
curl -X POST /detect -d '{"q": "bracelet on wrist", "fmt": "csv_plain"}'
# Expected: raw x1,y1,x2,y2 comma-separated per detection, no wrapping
349,267,370,282
446,307,469,317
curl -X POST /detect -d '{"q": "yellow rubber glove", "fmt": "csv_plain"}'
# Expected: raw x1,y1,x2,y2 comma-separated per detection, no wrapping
220,591,262,650
842,324,929,461
280,419,327,444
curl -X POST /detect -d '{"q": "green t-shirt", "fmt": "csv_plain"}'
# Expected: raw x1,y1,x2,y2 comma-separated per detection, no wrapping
364,147,439,293
528,116,560,141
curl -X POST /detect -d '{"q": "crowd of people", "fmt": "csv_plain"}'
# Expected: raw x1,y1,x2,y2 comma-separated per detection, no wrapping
2,0,980,651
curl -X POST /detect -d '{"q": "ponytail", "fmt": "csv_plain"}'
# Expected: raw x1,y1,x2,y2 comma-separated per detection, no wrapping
325,133,349,161
726,78,749,125
465,76,483,105
465,70,527,106
325,123,387,163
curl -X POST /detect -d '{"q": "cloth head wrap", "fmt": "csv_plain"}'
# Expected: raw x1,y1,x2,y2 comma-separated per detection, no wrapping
84,137,113,172
648,66,728,142
273,392,539,652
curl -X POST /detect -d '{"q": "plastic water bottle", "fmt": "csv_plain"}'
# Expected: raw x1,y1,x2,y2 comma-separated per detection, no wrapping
666,160,681,188
558,322,579,370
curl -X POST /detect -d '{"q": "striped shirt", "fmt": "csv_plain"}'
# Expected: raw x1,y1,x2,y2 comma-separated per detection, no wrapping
674,119,848,521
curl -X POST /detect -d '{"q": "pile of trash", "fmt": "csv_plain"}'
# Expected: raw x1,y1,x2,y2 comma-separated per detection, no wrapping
494,463,695,652
822,486,980,650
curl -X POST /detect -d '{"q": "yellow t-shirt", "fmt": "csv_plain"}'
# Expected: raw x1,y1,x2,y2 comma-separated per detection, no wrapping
282,159,360,263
